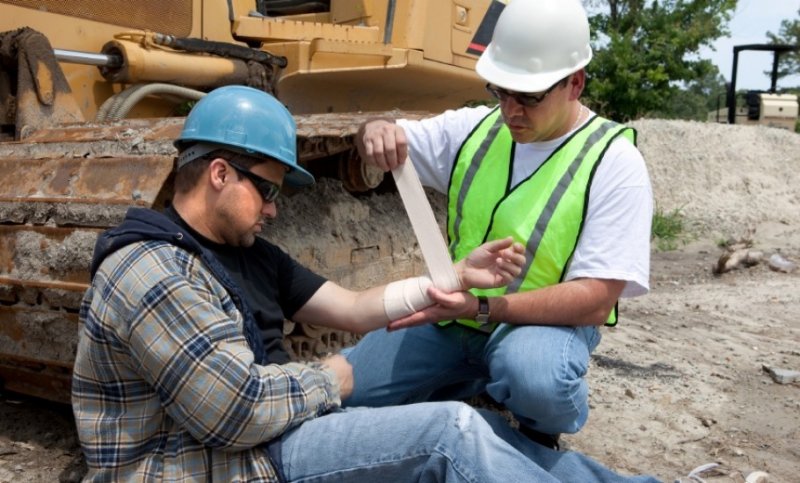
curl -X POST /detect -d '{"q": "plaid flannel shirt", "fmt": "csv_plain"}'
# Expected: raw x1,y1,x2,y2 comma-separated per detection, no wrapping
72,240,340,482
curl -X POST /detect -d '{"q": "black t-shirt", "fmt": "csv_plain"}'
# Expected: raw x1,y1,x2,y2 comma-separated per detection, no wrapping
165,206,327,363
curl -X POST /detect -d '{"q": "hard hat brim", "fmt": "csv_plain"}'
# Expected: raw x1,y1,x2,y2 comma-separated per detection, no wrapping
174,139,315,187
476,51,592,94
284,164,315,187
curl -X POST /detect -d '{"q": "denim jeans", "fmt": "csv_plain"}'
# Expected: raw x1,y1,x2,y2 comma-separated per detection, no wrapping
342,323,602,435
277,402,659,482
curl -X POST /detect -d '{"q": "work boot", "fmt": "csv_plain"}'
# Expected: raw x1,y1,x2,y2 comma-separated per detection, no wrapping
519,425,561,451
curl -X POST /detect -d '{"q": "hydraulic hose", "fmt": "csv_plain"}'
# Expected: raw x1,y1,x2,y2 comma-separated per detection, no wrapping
96,83,206,121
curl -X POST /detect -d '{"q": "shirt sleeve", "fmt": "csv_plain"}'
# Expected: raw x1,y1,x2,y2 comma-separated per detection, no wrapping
267,241,327,319
125,244,340,450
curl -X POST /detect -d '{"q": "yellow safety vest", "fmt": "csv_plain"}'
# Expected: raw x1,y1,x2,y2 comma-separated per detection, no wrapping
444,107,636,331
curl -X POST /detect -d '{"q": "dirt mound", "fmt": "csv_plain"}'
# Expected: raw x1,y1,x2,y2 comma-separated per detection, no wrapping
632,119,800,244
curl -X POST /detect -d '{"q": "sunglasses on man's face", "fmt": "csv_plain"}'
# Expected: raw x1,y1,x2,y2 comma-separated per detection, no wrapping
485,82,559,108
226,159,282,203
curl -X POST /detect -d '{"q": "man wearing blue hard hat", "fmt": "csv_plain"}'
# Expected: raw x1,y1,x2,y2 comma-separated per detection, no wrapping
72,85,658,482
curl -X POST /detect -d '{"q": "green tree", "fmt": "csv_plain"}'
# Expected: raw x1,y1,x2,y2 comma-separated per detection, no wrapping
583,0,737,121
766,8,800,79
651,66,728,120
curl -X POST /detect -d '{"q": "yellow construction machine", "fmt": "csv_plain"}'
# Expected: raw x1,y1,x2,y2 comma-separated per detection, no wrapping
0,0,503,403
708,44,799,130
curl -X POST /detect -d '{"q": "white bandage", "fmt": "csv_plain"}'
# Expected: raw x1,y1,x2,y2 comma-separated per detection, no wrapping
383,157,464,322
383,276,434,321
392,159,462,292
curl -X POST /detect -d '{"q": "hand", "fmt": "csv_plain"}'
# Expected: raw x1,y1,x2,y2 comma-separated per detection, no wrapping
356,119,408,171
321,354,353,400
386,287,476,331
455,237,525,290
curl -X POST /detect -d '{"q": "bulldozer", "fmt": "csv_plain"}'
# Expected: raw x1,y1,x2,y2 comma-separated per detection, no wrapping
0,0,500,403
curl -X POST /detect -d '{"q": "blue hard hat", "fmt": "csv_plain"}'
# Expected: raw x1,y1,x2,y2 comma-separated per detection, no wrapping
175,85,314,186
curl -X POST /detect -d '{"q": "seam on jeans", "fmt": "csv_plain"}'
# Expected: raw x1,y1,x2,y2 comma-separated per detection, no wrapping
559,326,584,423
289,447,478,482
431,447,478,483
289,454,428,482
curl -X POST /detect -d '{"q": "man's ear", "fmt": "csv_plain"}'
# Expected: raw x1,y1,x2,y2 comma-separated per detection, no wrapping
208,158,229,191
569,70,586,100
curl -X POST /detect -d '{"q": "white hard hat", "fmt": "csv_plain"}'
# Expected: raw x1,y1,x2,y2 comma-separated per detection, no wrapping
476,0,593,93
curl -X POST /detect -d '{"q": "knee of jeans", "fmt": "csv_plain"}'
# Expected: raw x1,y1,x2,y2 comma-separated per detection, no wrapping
505,372,581,410
493,350,584,395
506,376,588,434
428,401,480,433
398,402,472,442
489,357,588,428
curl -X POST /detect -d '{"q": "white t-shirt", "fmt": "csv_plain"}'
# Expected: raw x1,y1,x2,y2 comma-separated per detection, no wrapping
398,106,652,298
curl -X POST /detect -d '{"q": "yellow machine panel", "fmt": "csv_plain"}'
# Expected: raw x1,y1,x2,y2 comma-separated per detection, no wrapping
0,0,499,402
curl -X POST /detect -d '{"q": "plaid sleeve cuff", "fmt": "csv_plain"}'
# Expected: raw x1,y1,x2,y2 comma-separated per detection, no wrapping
304,361,341,413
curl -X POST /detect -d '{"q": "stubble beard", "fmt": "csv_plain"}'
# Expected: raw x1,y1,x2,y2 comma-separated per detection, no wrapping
218,203,258,247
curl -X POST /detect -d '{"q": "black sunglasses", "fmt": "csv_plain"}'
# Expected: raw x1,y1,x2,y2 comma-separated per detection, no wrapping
485,82,560,108
226,158,281,203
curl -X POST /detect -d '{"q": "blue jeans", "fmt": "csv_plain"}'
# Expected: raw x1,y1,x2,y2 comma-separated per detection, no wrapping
342,323,601,435
277,402,659,482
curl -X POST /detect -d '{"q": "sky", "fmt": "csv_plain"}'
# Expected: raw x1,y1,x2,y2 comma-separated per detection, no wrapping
700,0,800,90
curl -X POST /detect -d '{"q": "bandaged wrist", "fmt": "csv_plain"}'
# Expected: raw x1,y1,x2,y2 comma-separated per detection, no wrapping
383,276,434,321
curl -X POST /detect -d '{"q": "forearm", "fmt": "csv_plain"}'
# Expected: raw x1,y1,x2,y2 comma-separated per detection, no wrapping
487,278,624,327
296,279,436,334
350,283,396,332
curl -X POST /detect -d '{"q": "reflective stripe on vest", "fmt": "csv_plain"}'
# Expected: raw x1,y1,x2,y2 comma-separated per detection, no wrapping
444,107,636,331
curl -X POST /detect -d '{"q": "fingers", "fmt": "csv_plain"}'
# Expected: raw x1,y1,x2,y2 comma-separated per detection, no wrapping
507,256,524,274
321,354,354,399
493,259,520,282
480,238,525,266
479,236,514,254
493,242,525,283
387,311,431,331
499,240,525,257
503,250,525,268
426,286,465,306
502,241,525,260
395,127,409,165
387,288,470,331
358,120,408,171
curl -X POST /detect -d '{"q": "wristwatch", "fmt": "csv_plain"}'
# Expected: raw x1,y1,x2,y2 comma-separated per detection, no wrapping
475,295,491,325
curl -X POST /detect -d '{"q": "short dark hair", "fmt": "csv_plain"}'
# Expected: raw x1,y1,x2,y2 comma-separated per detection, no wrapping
173,146,268,194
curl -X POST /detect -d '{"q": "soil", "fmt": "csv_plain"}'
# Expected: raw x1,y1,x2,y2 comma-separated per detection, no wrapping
1,119,799,482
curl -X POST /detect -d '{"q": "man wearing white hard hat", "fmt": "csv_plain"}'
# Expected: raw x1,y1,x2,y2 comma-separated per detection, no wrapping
346,0,652,450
